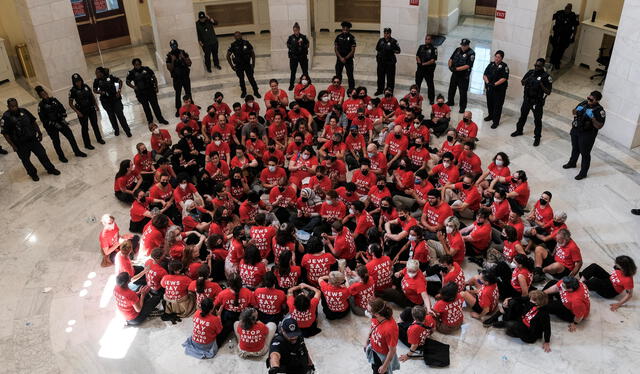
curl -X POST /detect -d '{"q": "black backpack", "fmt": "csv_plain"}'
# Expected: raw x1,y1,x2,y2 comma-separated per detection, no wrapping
423,337,450,367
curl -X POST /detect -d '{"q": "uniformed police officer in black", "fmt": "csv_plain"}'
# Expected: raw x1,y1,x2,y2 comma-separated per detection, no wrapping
126,58,168,125
447,38,475,113
511,58,553,147
69,73,104,150
267,316,315,374
550,3,579,70
563,91,605,180
166,40,192,117
93,67,131,137
375,28,401,96
415,34,438,104
196,11,220,73
287,22,310,91
35,86,86,163
483,50,509,129
1,98,60,181
334,21,357,91
227,31,261,99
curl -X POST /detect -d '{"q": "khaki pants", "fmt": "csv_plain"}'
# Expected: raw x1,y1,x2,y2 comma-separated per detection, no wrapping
427,239,445,263
234,321,277,358
165,293,196,318
451,200,475,219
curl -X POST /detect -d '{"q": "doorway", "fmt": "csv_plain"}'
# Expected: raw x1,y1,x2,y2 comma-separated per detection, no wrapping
71,0,131,54
475,0,497,16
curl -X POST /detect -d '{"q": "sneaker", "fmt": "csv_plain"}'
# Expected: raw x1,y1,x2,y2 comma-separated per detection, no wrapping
114,130,120,136
174,111,179,118
374,91,383,96
215,65,222,70
158,119,169,125
206,68,212,73
240,92,247,99
562,163,576,169
458,108,465,113
510,131,523,137
125,132,132,138
533,138,540,147
446,102,454,106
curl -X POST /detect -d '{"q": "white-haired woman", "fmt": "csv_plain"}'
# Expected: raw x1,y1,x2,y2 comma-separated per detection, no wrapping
428,216,465,264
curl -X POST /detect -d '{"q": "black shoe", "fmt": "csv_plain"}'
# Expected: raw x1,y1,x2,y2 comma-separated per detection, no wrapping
0,147,8,155
484,116,492,121
47,169,61,176
446,101,454,106
59,156,68,163
374,91,383,96
240,92,247,99
458,108,465,114
254,92,261,99
533,138,540,147
574,174,586,180
510,131,523,137
75,152,87,158
429,101,434,105
114,130,120,136
492,320,506,328
215,65,222,70
289,85,295,91
483,313,501,327
206,68,212,73
533,273,547,284
30,174,40,182
490,123,499,129
85,144,95,150
631,209,640,216
562,163,576,169
158,119,169,125
125,132,132,138
97,139,106,145
174,111,179,118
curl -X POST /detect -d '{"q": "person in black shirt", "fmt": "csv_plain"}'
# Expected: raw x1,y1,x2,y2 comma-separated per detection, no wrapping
196,11,220,72
511,58,553,146
126,58,168,125
1,98,60,181
35,86,86,163
166,40,192,117
447,38,475,113
415,35,438,104
500,291,552,352
563,91,605,180
227,32,261,99
334,21,357,91
482,50,509,129
68,73,104,149
374,28,401,96
287,22,310,91
93,67,131,137
550,4,579,70
267,316,315,374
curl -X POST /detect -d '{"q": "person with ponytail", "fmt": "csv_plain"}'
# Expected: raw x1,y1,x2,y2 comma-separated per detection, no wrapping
253,271,287,324
239,244,267,289
348,265,375,316
365,298,400,374
160,260,196,318
580,255,636,311
494,254,535,299
274,250,301,290
213,273,253,346
188,264,222,310
234,307,277,358
183,298,223,359
225,226,246,279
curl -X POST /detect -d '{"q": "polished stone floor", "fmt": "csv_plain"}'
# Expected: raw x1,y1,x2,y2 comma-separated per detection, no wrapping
0,17,639,374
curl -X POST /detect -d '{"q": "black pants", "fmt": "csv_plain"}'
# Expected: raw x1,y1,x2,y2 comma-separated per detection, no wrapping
129,217,151,234
505,320,538,344
568,128,597,177
126,293,162,326
321,296,350,320
486,87,506,127
235,65,259,94
16,139,57,177
101,99,131,135
136,91,165,124
202,41,220,70
45,123,82,160
289,57,309,87
377,61,396,92
515,99,544,139
397,307,414,347
550,39,571,67
172,76,192,111
217,309,241,347
543,280,575,322
371,347,384,374
581,263,619,298
78,109,103,147
447,73,470,110
415,66,435,104
335,58,355,90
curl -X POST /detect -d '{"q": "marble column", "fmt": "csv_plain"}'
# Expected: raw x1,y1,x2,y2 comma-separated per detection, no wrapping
600,0,640,148
268,0,313,73
147,0,205,84
380,0,429,76
14,0,88,100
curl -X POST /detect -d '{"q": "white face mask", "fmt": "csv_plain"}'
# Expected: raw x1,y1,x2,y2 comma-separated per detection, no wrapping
180,183,187,189
268,165,276,172
326,200,334,205
322,96,329,102
407,271,417,278
414,123,420,128
368,152,375,158
302,154,310,160
214,140,221,146
349,208,355,215
495,159,504,166
408,235,416,241
494,198,502,203
301,79,309,85
446,226,453,234
443,161,451,168
152,129,160,135
367,105,373,111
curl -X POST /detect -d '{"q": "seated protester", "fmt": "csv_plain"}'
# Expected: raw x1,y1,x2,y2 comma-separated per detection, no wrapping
393,225,430,270
226,167,251,203
114,160,142,203
524,190,554,233
488,188,511,230
239,191,267,225
171,146,199,178
182,234,207,278
367,144,388,176
214,274,254,346
234,308,277,359
211,114,239,149
211,92,231,116
288,146,318,188
383,204,417,257
205,132,231,163
115,240,146,290
164,225,186,260
182,298,223,359
113,272,159,326
379,88,399,114
301,236,337,286
327,76,346,104
225,226,246,279
366,298,400,374
324,104,349,136
434,129,463,167
149,173,177,218
543,276,590,332
274,250,302,290
161,260,196,319
173,173,202,211
343,88,363,120
139,214,171,260
242,96,261,117
205,235,228,282
320,190,347,227
369,177,392,212
129,189,154,233
205,152,230,183
420,189,453,240
287,283,322,337
267,112,288,149
149,122,173,159
344,125,366,170
264,140,285,166
383,125,409,169
580,255,636,311
285,132,304,161
525,210,567,254
253,272,287,324
501,290,552,352
347,264,376,316
249,213,277,259
154,157,177,183
363,243,394,293
272,223,303,265
533,229,582,283
318,116,344,145
486,225,525,264
432,282,464,334
293,188,322,233
457,141,482,179
380,259,430,309
267,316,315,374
461,269,499,321
133,142,156,190
506,211,525,241
404,84,424,113
367,98,386,132
476,152,511,196
181,199,212,233
322,221,356,268
230,146,259,182
406,135,430,171
179,95,201,120
425,94,451,137
428,152,459,188
352,107,375,142
488,170,530,215
428,216,465,265
239,245,268,289
314,90,334,128
294,74,316,112
245,130,267,160
391,170,432,216
493,253,534,300
349,201,374,250
229,102,249,129
287,101,314,131
389,158,415,196
318,271,351,320
100,214,124,266
322,155,348,187
145,250,167,295
188,264,222,310
460,208,493,261
175,111,199,137
351,159,377,198
455,111,478,143
442,172,481,219
213,184,239,214
427,254,466,296
397,305,436,362
334,183,358,211
269,178,297,213
305,165,332,194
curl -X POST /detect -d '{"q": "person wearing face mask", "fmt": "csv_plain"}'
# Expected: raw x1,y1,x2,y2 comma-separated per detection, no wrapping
260,156,287,191
322,221,357,269
175,112,200,137
487,224,526,266
294,188,323,233
179,96,201,121
287,101,314,130
384,125,409,170
476,152,510,196
487,170,530,216
460,269,499,321
238,191,266,225
368,179,392,217
420,189,453,241
326,76,346,105
242,96,262,117
435,130,462,167
482,50,509,129
430,217,465,265
375,27,401,95
149,123,173,159
415,34,438,105
173,174,202,211
149,173,178,222
320,190,347,224
457,141,482,179
210,92,231,116
393,169,434,215
319,133,347,161
344,125,366,170
129,189,154,233
367,143,388,176
114,159,142,203
460,208,493,261
288,146,318,188
426,95,451,137
322,155,348,186
580,255,636,311
305,165,332,194
324,103,349,130
390,158,415,197
205,134,231,165
384,205,417,255
351,108,374,143
240,113,267,146
406,135,431,171
351,159,378,196
447,39,475,113
133,142,156,190
533,229,582,284
349,201,375,249
382,259,431,312
287,22,310,90
488,189,511,230
313,90,334,129
212,114,240,147
428,152,459,188
402,85,423,114
379,88,399,114
177,127,205,168
442,173,481,219
342,88,363,120
511,58,553,146
525,211,567,255
455,111,478,143
126,58,168,125
392,226,430,270
181,199,213,233
68,73,105,149
227,32,260,99
542,276,589,332
524,191,554,239
245,130,267,161
165,40,192,117
294,74,316,114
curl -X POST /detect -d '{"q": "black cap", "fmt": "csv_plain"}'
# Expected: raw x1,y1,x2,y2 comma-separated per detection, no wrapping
280,316,302,337
341,21,352,28
383,27,392,33
169,39,178,48
460,38,471,46
198,11,206,18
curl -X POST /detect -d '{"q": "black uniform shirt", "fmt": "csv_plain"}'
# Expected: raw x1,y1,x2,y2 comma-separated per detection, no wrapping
376,37,401,64
552,10,579,40
228,39,254,66
483,61,510,89
165,49,191,78
416,43,438,67
93,75,120,100
335,32,356,58
449,47,475,73
69,84,95,110
269,334,309,369
196,19,217,45
575,100,606,132
38,98,66,126
287,33,310,59
1,108,38,143
522,69,553,101
126,66,158,93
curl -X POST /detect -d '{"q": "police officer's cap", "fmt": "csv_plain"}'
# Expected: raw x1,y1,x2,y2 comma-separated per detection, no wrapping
198,11,206,19
7,98,17,105
169,39,178,48
384,27,392,33
460,38,471,46
341,21,352,29
35,85,45,94
280,315,302,337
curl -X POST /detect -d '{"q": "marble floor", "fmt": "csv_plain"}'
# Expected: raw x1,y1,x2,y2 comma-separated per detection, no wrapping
0,17,639,374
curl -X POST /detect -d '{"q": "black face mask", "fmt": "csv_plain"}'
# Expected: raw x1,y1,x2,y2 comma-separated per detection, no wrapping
437,102,444,107
268,147,275,152
141,149,148,155
429,201,438,207
160,181,168,187
381,206,391,212
317,175,324,180
294,108,301,113
462,183,471,189
359,94,366,99
463,118,470,123
232,178,241,184
250,137,257,142
301,197,309,203
395,133,402,139
377,185,385,191
351,131,358,136
209,112,216,118
362,169,369,175
358,115,365,120
500,234,508,241
415,143,422,148
399,215,407,221
278,186,286,192
447,136,454,142
553,220,563,226
139,196,146,203
384,93,392,98
476,220,485,225
294,141,302,146
539,198,547,206
398,164,406,170
410,92,417,96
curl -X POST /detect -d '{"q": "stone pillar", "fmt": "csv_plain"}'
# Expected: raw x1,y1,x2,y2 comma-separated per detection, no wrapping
268,0,313,73
147,0,205,84
600,0,640,148
14,0,88,100
380,0,429,76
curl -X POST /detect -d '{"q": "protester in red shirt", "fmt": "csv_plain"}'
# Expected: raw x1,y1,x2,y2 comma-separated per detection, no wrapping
432,282,464,334
287,283,322,337
241,95,261,116
182,297,223,359
476,152,511,195
397,305,435,362
323,221,356,265
347,265,375,316
489,189,511,227
274,250,302,290
437,129,463,162
114,159,142,203
426,94,451,136
460,208,493,257
264,79,289,109
320,190,346,224
129,189,154,233
428,152,460,188
368,177,391,210
238,245,267,289
234,307,277,358
455,111,478,142
488,170,530,214
188,264,222,310
543,276,590,332
267,112,288,149
363,243,393,292
326,76,346,104
420,189,453,240
461,269,499,321
534,229,582,282
140,214,171,259
175,112,200,137
581,255,636,311
252,272,286,324
288,146,318,188
149,122,172,158
161,260,196,318
314,90,334,125
214,274,254,345
457,141,483,178
301,239,337,286
319,271,351,320
443,173,481,219
430,217,466,265
367,298,399,374
384,125,409,168
179,96,200,120
99,214,122,265
393,226,430,268
403,85,424,112
211,114,239,146
113,272,158,325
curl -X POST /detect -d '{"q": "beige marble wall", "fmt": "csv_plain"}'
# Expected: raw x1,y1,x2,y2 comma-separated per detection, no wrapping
380,0,429,76
268,0,312,72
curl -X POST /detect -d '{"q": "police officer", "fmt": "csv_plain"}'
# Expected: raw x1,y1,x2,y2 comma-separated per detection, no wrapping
166,40,192,117
69,73,104,149
287,22,310,91
334,21,356,91
93,67,131,137
1,98,60,181
563,91,605,180
550,3,579,70
267,316,315,374
126,58,168,125
195,11,220,73
415,34,438,104
35,86,86,163
511,58,553,147
447,38,475,113
375,28,401,96
227,31,261,99
483,50,509,129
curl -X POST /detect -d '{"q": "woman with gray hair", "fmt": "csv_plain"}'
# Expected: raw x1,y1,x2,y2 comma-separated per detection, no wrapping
533,228,582,283
293,187,322,233
380,259,431,311
233,307,277,358
525,210,568,253
428,215,465,264
181,199,213,233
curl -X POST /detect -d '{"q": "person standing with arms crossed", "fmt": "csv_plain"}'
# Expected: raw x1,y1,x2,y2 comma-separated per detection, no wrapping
166,40,192,118
415,35,438,105
447,38,475,114
563,91,605,180
126,58,169,125
196,11,221,73
483,50,509,129
374,28,401,96
227,32,261,99
511,58,552,147
287,22,310,91
335,21,357,91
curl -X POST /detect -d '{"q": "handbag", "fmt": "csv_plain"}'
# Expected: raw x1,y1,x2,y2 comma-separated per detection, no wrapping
423,338,450,367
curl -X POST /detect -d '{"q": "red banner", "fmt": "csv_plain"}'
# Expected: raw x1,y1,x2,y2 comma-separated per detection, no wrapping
410,0,419,5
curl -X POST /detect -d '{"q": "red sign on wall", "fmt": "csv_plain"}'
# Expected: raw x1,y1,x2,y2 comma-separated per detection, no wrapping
410,0,419,6
496,10,506,19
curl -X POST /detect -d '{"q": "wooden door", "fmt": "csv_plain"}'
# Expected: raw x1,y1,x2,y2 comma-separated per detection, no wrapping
475,0,498,16
72,0,131,54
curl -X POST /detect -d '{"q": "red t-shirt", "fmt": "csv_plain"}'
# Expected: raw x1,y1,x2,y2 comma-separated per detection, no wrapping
324,160,348,185
433,294,464,327
610,270,634,293
458,152,482,175
369,152,388,175
385,133,409,156
335,186,360,207
326,85,345,103
314,100,334,119
369,318,399,355
319,280,350,312
502,240,520,263
431,103,451,119
320,201,347,220
264,89,288,104
301,253,336,285
533,201,554,226
506,176,530,207
422,202,453,228
466,221,492,252
113,286,139,320
275,266,302,289
149,183,174,202
161,274,192,300
401,268,427,305
407,146,430,168
440,140,463,161
173,183,198,204
100,224,120,255
447,233,466,264
287,295,320,328
150,129,172,153
510,267,533,294
188,279,223,309
478,283,499,312
431,163,459,187
345,133,366,152
141,221,166,256
192,311,223,345
491,199,511,223
409,240,430,263
211,123,235,143
349,277,375,309
114,170,140,192
237,321,269,352
269,185,297,208
115,252,133,276
343,99,362,119
366,256,393,291
351,116,374,136
133,152,154,173
227,238,245,265
557,280,590,319
175,119,199,135
239,261,267,288
487,162,511,179
351,170,377,196
250,225,277,259
454,183,481,211
368,185,391,208
334,227,356,259
354,212,375,237
443,262,466,292
145,259,168,291
407,315,436,346
214,288,254,313
553,240,582,271
241,102,261,115
455,120,478,139
253,287,286,315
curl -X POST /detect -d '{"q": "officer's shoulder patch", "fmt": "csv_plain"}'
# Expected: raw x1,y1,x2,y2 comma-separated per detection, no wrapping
470,55,475,61
601,110,606,117
537,77,541,81
505,67,509,73
547,76,553,82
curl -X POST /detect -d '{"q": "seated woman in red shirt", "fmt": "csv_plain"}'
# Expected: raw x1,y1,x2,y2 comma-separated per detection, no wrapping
287,282,322,337
161,260,196,319
432,282,464,334
294,74,316,114
318,271,351,320
461,269,499,322
99,214,125,266
188,264,222,310
252,271,287,324
234,307,277,358
239,245,267,289
182,298,222,359
476,152,511,196
114,159,142,203
347,265,375,316
397,305,435,362
115,240,147,291
113,272,160,326
543,276,590,332
274,251,302,290
581,255,636,311
366,298,400,374
214,274,254,346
